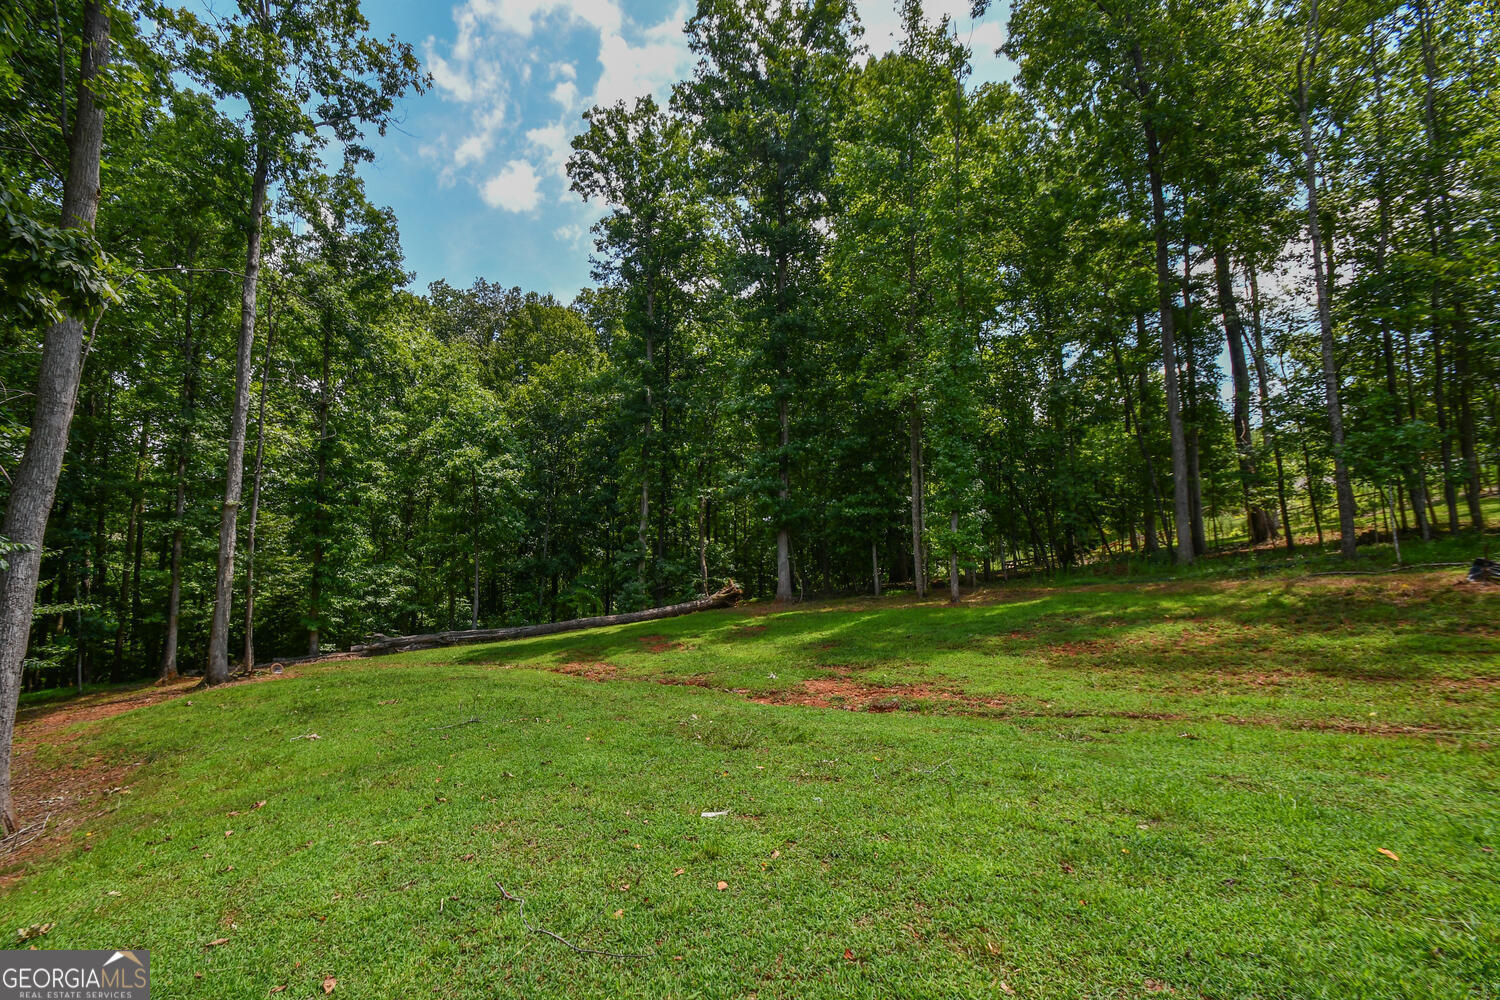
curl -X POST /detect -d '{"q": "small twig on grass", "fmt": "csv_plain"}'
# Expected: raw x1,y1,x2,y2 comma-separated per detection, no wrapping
0,813,51,856
496,882,655,960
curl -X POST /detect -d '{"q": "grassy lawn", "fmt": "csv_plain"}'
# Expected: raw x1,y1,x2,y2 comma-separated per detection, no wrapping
3,569,1497,998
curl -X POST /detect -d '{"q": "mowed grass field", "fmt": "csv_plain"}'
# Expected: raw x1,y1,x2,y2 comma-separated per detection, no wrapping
3,571,1498,998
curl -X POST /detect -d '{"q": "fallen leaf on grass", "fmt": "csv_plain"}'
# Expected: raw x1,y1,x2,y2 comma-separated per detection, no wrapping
612,909,624,919
673,868,685,876
322,975,337,994
843,949,855,961
16,923,54,942
207,938,229,947
716,881,728,891
1000,983,1015,995
369,840,387,846
701,810,729,819
770,850,780,859
1059,862,1074,874
460,853,475,862
269,987,286,994
1378,848,1400,862
253,801,267,810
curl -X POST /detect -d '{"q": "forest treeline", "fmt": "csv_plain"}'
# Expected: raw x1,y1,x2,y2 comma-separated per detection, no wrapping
1,0,1496,726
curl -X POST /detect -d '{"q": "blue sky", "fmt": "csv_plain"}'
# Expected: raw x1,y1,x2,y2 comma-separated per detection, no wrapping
352,0,1013,301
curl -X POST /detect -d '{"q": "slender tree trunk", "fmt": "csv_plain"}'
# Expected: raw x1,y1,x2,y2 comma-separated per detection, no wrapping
1432,309,1459,531
909,402,927,596
161,259,201,681
206,143,271,684
871,541,881,596
1181,239,1207,555
638,316,654,592
1303,442,1325,546
0,0,111,833
1214,247,1270,543
1298,3,1358,557
1245,264,1294,548
775,396,793,602
113,420,149,675
471,470,480,628
948,512,960,603
242,294,276,667
308,315,331,657
1112,319,1162,555
1130,44,1193,564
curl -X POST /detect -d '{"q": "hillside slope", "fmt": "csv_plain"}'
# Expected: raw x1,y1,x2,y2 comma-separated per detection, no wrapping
3,574,1497,999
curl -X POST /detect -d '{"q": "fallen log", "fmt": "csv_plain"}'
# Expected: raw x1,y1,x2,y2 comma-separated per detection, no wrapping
347,581,744,657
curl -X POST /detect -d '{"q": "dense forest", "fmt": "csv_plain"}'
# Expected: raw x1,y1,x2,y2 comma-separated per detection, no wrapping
2,0,1496,713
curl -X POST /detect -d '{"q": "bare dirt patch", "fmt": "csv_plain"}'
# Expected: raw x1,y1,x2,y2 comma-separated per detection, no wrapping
552,661,619,681
751,678,1009,713
637,634,685,653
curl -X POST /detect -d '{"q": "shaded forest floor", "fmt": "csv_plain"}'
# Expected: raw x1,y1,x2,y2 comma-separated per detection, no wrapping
2,568,1497,998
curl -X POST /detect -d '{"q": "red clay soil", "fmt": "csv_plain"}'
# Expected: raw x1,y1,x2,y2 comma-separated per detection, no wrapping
636,634,686,653
553,660,619,681
751,677,1010,713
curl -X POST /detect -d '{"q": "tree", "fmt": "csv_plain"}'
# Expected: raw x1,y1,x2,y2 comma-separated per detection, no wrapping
165,0,425,683
679,0,858,601
0,0,112,833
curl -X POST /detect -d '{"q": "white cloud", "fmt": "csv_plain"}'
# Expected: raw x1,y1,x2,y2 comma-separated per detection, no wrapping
451,0,622,40
588,7,694,109
550,80,579,109
551,61,577,80
481,160,543,212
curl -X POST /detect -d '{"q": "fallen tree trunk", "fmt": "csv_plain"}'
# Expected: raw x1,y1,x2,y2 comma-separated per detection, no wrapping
345,582,744,658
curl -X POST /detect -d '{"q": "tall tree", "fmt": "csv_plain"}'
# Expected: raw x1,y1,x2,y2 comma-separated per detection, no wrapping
0,0,112,833
679,0,857,601
167,0,425,683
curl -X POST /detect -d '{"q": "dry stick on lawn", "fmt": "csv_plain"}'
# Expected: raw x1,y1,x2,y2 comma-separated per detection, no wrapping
496,882,655,960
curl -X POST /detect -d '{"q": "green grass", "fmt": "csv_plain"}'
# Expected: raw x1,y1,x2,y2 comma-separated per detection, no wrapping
4,571,1498,999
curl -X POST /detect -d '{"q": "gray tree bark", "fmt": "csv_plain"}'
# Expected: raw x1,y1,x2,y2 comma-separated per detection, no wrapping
206,144,271,683
0,0,111,833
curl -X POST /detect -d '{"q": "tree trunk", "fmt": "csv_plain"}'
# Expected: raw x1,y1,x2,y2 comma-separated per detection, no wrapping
1214,247,1271,543
1181,239,1207,555
112,419,149,675
349,583,745,658
308,313,331,657
161,257,201,681
471,470,480,629
242,293,276,667
0,0,111,834
206,143,271,684
775,396,793,602
1130,44,1193,565
1298,2,1358,558
909,402,927,596
948,512,960,603
871,540,881,596
1245,264,1294,548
